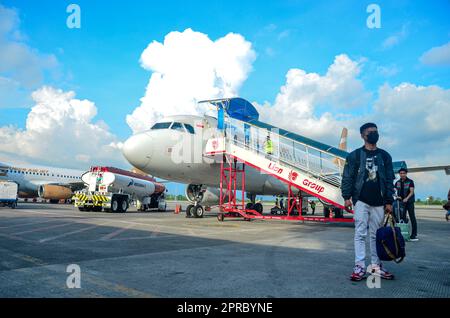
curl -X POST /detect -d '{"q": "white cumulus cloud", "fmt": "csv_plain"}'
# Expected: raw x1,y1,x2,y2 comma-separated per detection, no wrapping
420,42,450,66
254,54,449,199
372,83,450,161
255,54,370,141
255,54,450,162
0,86,125,169
0,4,59,108
126,28,256,133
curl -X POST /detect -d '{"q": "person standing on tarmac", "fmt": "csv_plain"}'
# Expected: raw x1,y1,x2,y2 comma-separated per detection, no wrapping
309,200,316,215
395,168,418,241
341,123,395,282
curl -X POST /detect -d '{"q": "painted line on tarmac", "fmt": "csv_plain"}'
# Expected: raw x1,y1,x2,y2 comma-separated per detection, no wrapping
106,234,179,242
39,222,112,243
13,222,75,235
100,223,135,241
0,219,57,229
0,232,34,243
12,209,86,218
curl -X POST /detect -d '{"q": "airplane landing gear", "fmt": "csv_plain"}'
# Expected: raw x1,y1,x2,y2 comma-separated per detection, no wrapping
186,204,194,218
253,203,263,214
186,185,205,218
192,205,205,218
185,203,205,218
245,193,263,214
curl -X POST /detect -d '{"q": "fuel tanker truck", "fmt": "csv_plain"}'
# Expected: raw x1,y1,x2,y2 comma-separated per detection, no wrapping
73,166,166,213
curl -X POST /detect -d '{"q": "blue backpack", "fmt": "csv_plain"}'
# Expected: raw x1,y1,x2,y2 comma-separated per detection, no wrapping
376,214,406,263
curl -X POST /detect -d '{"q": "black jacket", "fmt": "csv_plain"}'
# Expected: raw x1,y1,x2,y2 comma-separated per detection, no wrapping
341,146,395,205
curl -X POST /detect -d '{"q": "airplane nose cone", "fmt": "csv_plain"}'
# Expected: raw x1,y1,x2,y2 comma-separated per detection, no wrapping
122,133,153,170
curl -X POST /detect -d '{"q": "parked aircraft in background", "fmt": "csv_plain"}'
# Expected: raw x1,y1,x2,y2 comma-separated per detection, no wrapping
0,162,85,203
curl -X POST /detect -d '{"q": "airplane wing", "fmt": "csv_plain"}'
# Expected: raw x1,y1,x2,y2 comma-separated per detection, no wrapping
406,165,450,175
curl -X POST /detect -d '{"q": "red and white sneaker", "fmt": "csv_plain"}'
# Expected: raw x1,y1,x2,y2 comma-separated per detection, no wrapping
371,264,395,280
350,265,366,281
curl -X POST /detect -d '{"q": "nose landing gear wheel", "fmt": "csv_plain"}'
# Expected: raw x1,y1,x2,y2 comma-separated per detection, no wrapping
253,203,263,214
193,205,204,218
186,204,194,218
245,203,254,210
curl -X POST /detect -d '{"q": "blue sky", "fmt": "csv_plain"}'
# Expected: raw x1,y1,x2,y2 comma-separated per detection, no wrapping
1,0,448,136
0,0,449,199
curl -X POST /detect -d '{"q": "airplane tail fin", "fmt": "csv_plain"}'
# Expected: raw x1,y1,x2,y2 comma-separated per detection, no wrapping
338,128,348,152
333,128,348,168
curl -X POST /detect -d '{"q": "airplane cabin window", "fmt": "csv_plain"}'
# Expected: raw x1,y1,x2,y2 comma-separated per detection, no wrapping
151,122,172,130
184,124,195,134
171,122,185,132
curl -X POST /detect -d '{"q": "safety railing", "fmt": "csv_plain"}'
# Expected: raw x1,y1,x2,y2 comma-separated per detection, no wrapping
222,117,344,188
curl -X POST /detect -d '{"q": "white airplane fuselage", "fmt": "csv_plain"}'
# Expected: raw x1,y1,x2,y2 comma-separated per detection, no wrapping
122,115,288,196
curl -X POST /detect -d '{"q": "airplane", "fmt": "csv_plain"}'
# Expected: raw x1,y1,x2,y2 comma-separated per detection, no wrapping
122,98,450,218
0,162,85,203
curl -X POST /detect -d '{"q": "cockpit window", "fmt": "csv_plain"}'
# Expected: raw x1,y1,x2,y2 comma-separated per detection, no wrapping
151,122,172,130
171,122,185,132
184,124,195,134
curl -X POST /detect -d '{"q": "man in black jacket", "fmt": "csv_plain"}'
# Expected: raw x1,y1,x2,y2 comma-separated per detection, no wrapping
341,123,395,282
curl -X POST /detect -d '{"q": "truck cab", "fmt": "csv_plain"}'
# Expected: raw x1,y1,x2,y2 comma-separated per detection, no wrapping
0,181,18,209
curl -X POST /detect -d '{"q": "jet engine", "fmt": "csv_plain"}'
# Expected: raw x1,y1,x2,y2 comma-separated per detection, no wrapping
185,184,230,207
38,185,73,200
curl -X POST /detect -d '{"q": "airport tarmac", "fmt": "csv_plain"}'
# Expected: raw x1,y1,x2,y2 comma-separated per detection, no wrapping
0,202,448,298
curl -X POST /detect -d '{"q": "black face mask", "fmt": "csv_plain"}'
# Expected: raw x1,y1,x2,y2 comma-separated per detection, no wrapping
366,131,379,144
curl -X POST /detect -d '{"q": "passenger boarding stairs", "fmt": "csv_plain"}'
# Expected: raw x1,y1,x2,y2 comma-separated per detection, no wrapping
205,116,348,211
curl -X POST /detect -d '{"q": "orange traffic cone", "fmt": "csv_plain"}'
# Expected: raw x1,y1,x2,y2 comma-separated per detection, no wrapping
175,204,181,214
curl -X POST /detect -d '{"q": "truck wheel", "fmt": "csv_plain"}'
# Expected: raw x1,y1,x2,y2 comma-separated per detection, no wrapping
111,198,120,213
193,205,204,218
186,204,194,218
245,202,254,210
254,203,263,214
121,200,128,213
